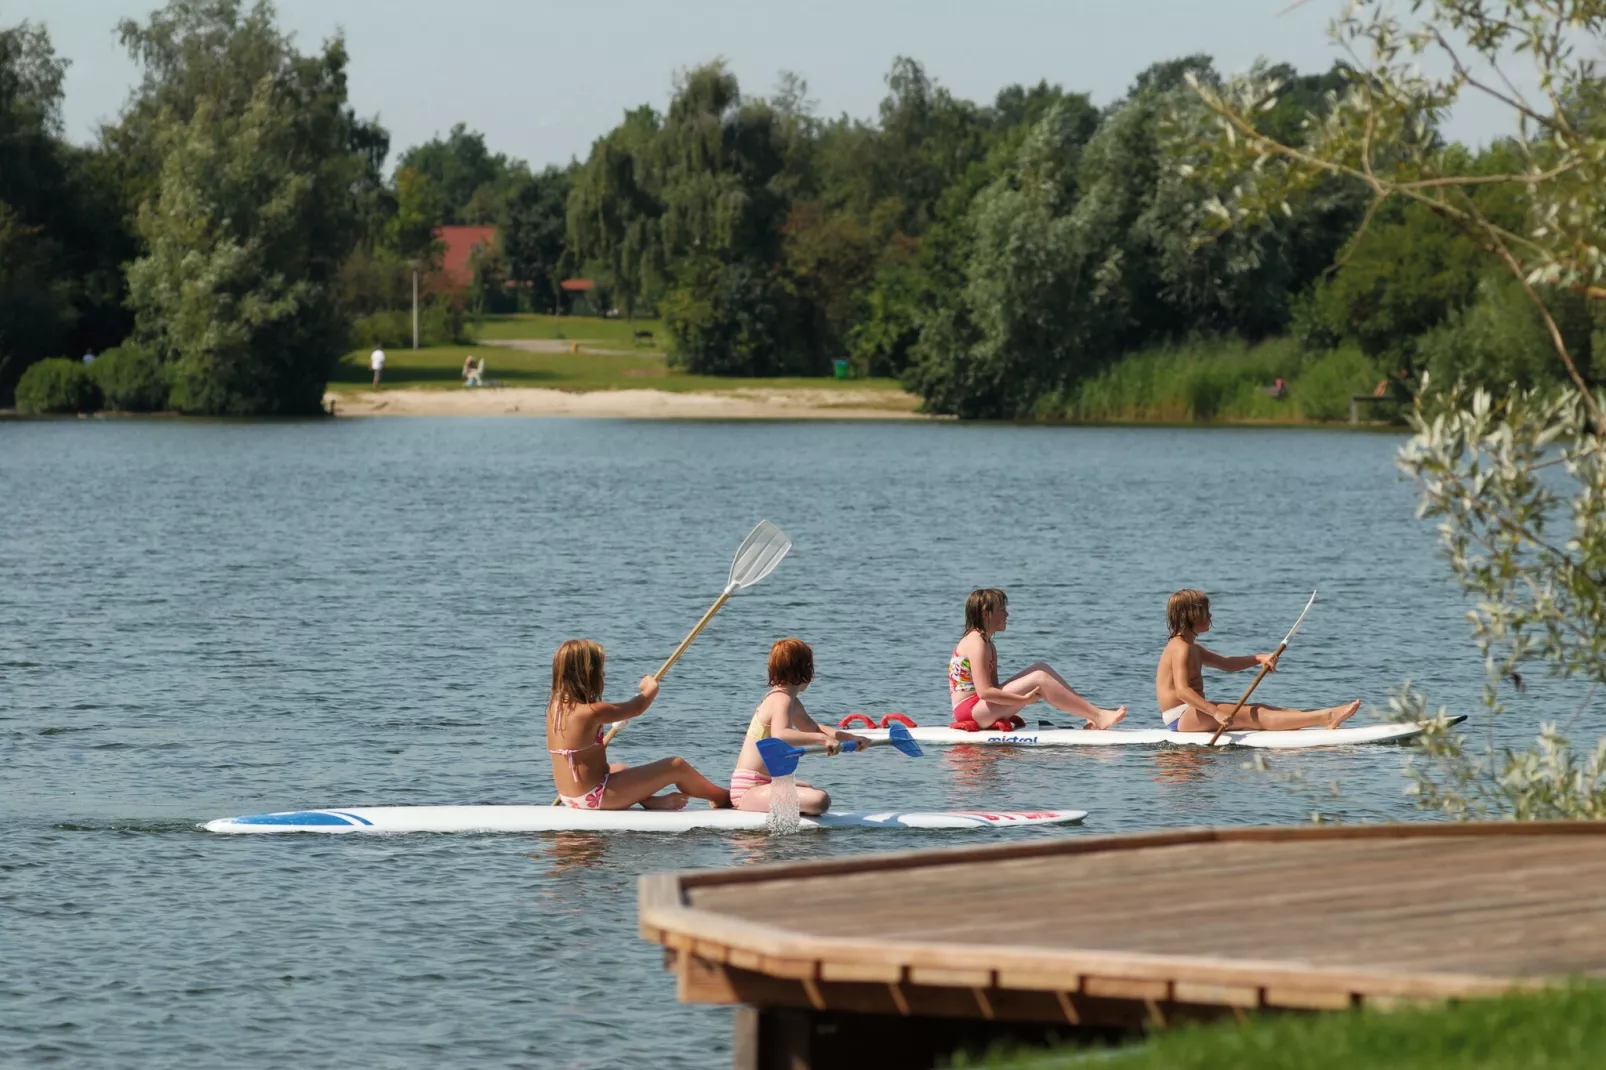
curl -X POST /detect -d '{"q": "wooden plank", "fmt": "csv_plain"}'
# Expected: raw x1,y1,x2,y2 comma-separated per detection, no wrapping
909,966,994,988
683,835,1606,973
1173,980,1263,1007
819,960,903,983
671,821,1606,899
1264,987,1359,1011
1084,976,1172,1001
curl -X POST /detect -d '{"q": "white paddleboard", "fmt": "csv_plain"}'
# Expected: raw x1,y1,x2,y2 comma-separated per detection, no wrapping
858,716,1465,749
203,806,1088,835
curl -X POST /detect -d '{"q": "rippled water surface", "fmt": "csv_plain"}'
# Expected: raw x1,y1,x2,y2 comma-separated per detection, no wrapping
3,417,1583,1069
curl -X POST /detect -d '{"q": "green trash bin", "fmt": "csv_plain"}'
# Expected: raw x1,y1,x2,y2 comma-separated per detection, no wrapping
832,359,850,380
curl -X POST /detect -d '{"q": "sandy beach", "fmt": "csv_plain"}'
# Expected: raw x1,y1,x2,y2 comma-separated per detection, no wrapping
324,385,928,419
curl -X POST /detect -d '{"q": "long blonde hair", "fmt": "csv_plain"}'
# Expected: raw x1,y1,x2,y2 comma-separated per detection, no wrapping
549,639,605,731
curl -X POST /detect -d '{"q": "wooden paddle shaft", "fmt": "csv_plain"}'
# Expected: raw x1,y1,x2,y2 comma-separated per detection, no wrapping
601,590,731,749
1207,642,1285,745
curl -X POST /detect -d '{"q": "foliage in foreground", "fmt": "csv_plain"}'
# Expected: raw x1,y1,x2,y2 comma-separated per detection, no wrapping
968,984,1606,1069
1186,0,1606,817
1395,383,1606,818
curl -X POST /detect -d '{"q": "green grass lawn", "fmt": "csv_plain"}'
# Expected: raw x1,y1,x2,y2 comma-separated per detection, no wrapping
474,313,665,348
971,985,1606,1069
327,340,909,400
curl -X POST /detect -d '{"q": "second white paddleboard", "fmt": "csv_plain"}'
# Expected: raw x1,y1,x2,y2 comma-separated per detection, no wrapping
858,716,1465,749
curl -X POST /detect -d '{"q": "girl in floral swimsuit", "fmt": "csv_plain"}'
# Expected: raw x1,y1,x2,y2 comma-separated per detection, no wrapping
949,588,1128,731
546,639,730,811
728,638,869,814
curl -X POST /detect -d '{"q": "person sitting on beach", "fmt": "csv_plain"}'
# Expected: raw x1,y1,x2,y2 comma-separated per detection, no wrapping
729,638,868,815
462,356,484,387
949,588,1127,732
1156,589,1360,733
547,639,731,810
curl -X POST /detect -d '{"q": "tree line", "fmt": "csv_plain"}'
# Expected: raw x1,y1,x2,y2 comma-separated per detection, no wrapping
2,0,1597,416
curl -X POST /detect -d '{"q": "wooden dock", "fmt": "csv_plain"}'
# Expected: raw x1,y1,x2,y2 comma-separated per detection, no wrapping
638,822,1606,1069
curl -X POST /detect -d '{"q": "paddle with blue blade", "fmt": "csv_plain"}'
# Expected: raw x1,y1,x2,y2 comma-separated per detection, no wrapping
756,722,924,777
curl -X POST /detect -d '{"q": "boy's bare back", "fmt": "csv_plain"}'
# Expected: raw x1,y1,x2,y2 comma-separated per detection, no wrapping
1155,634,1205,713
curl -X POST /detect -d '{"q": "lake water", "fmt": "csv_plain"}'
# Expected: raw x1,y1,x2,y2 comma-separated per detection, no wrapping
3,417,1586,1069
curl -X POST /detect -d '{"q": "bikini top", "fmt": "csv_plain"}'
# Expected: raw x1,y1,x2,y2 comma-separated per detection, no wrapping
948,633,997,695
744,686,791,743
547,703,606,781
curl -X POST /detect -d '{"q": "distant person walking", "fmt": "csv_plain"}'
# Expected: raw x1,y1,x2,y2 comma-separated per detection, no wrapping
369,348,386,388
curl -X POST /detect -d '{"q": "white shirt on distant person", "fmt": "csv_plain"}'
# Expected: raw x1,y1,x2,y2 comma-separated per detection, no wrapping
370,350,386,371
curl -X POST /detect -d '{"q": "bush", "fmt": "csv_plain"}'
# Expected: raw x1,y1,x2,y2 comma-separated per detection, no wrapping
351,306,475,351
88,344,170,411
1064,338,1304,422
1293,346,1384,421
14,358,102,414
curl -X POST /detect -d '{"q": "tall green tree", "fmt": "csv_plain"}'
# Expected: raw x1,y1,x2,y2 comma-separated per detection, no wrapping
503,164,573,312
0,21,136,403
398,122,524,224
567,105,661,315
0,21,73,402
121,0,368,415
907,102,1107,416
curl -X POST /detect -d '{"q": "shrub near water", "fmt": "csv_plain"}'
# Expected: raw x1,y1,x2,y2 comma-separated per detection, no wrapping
351,306,474,350
1059,338,1382,423
1295,346,1386,421
14,358,101,414
88,344,170,411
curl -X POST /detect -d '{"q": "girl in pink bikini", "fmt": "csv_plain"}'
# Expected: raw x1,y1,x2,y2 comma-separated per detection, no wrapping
546,639,730,811
728,638,869,815
949,588,1127,732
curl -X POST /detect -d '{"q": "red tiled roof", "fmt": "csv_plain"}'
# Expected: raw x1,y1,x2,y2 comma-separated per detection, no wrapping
560,278,596,292
435,226,499,290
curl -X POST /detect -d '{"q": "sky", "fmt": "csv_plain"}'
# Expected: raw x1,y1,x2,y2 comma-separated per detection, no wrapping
14,0,1516,170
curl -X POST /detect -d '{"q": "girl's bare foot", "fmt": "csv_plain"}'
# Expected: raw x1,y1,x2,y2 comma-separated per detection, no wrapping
1326,701,1361,729
1090,706,1127,730
640,792,689,811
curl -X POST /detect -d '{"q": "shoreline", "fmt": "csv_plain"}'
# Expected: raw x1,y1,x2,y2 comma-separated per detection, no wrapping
323,385,930,420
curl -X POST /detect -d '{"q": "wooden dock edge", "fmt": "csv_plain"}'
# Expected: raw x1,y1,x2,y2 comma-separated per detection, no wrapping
639,822,1591,1026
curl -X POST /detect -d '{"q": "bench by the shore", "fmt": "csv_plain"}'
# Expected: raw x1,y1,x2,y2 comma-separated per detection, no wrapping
638,821,1606,1069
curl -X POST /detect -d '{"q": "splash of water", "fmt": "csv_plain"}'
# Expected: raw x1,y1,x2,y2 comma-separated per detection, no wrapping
765,774,802,834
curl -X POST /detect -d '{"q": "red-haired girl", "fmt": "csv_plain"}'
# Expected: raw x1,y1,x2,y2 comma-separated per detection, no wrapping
729,638,868,815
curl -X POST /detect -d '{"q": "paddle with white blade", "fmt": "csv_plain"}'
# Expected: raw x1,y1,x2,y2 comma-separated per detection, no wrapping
550,520,793,805
1206,589,1317,745
756,723,924,777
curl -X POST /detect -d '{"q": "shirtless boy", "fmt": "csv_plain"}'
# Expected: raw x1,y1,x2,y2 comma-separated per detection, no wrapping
1155,589,1360,733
